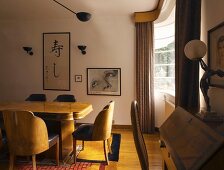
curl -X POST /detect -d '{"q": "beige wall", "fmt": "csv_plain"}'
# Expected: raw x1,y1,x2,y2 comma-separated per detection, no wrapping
0,17,135,125
201,0,224,114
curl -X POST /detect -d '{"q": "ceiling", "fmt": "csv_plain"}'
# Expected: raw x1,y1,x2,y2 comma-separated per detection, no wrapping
0,0,161,20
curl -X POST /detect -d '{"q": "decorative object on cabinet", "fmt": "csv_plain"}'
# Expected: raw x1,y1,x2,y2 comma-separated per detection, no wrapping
78,45,86,55
23,47,33,55
52,0,91,22
87,68,121,96
184,40,224,114
208,21,224,88
43,32,70,91
75,75,82,82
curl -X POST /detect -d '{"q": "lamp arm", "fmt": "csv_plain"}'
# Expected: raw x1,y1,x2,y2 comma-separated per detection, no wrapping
199,59,208,71
53,0,76,15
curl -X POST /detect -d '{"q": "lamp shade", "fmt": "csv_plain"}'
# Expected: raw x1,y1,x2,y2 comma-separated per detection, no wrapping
76,12,91,22
184,40,207,60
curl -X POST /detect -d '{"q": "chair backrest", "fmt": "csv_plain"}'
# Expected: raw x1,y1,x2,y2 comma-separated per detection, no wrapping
25,94,46,101
92,101,114,141
2,110,49,156
54,94,76,102
131,100,149,170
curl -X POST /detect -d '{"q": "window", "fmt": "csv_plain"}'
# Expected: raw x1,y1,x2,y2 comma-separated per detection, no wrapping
154,9,175,95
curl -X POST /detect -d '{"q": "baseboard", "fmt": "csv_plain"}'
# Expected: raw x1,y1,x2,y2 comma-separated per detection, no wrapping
112,124,132,130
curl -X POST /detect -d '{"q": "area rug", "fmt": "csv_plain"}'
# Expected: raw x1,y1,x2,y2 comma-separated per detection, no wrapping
15,133,121,170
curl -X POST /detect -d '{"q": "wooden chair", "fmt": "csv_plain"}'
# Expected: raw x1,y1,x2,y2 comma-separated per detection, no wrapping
2,110,59,170
130,100,149,170
72,101,115,165
25,94,46,101
54,94,76,102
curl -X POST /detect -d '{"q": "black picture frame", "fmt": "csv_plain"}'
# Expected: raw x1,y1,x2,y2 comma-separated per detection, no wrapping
87,68,121,96
43,32,70,91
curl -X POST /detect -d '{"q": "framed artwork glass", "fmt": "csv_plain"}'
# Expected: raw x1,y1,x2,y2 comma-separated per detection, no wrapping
87,68,121,96
208,22,224,88
43,32,70,90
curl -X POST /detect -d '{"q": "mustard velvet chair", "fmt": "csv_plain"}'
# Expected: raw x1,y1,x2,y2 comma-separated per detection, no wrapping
25,94,46,101
130,100,149,170
72,101,115,165
2,110,59,170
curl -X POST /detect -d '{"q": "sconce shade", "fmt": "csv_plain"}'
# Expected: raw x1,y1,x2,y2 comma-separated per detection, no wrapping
184,40,207,60
23,47,33,55
78,45,86,51
76,12,91,22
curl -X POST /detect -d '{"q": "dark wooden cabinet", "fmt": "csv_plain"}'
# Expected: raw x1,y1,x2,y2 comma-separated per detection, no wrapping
160,107,224,170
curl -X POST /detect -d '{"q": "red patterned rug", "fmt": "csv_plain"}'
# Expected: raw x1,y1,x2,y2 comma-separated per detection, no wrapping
16,162,106,170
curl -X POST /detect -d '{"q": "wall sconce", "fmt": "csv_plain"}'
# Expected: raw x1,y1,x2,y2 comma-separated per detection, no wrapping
23,47,33,55
78,45,86,55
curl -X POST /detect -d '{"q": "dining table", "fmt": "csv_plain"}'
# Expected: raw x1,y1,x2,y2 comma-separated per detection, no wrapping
0,101,93,160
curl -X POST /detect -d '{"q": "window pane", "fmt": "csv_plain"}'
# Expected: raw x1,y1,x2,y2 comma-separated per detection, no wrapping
154,8,175,94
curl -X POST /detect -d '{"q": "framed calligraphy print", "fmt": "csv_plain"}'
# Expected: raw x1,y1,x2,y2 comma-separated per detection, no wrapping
43,32,70,91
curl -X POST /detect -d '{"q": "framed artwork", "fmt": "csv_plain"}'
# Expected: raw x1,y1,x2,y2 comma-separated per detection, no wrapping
87,68,121,96
208,22,224,88
75,75,82,82
43,32,70,91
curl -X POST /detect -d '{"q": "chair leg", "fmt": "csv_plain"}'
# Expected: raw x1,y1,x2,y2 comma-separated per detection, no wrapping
103,140,109,165
32,155,36,170
107,137,112,154
73,139,77,164
9,154,14,170
81,140,84,151
55,138,59,166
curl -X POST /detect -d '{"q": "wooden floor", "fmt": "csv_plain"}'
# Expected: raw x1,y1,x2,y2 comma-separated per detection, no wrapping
0,129,163,170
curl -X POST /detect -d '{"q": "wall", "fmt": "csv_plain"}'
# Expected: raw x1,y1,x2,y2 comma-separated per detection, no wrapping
201,0,224,115
0,16,135,125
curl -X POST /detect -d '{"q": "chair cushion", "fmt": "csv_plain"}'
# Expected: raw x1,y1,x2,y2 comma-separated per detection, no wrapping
48,133,59,148
72,124,94,141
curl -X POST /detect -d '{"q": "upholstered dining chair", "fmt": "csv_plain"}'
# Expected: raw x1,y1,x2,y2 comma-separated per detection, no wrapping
25,93,46,101
130,100,149,170
2,110,59,170
72,101,115,165
54,94,76,102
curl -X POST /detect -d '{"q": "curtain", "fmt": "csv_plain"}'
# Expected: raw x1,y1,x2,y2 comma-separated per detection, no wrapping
175,0,201,113
136,22,155,133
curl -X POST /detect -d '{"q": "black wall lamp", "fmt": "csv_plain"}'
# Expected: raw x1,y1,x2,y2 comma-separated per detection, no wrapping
78,45,86,55
23,47,33,55
52,0,91,22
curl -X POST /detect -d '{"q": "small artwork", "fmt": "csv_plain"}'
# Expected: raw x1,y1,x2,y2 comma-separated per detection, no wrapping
87,68,121,96
43,32,70,91
208,22,224,88
75,75,82,82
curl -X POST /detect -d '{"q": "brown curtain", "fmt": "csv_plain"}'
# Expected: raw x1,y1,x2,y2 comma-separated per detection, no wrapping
175,0,201,113
136,22,155,133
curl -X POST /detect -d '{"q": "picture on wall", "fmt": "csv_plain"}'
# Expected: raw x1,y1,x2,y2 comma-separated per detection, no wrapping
208,22,224,88
43,32,70,91
87,68,121,96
